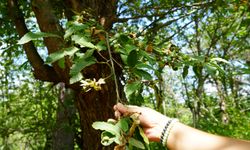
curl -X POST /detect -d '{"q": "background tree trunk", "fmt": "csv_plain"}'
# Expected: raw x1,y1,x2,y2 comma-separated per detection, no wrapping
52,83,76,150
8,0,121,148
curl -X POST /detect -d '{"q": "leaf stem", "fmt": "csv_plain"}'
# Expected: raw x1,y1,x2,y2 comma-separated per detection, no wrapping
105,32,121,102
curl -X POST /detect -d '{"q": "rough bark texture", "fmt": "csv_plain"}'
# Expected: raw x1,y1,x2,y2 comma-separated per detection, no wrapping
76,62,121,149
8,0,120,149
32,0,70,83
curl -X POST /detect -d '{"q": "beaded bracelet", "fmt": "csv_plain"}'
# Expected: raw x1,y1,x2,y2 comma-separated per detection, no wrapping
160,119,172,144
160,118,179,146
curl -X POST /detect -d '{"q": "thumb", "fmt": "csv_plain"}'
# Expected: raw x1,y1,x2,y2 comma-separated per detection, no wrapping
114,103,139,115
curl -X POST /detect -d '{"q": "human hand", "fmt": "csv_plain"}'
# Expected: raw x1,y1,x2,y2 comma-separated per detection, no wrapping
113,103,171,142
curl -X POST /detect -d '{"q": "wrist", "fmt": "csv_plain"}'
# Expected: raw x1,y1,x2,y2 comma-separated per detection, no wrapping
150,116,170,142
160,119,179,147
166,121,182,149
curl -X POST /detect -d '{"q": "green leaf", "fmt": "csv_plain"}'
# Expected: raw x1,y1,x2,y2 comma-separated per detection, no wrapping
121,54,128,64
58,58,65,69
64,46,79,56
128,92,144,105
124,44,137,54
116,117,130,132
125,81,142,98
107,118,117,125
135,63,153,70
190,55,205,63
205,63,218,76
70,56,96,76
139,50,156,64
96,41,107,51
118,34,132,45
69,72,83,84
101,131,115,146
92,121,120,136
209,62,226,75
138,126,149,145
84,49,95,58
127,50,138,67
236,68,250,75
18,32,60,44
70,49,95,76
64,27,75,39
46,51,65,64
133,69,152,80
129,138,145,149
72,35,96,49
46,47,79,64
64,23,88,39
210,58,230,64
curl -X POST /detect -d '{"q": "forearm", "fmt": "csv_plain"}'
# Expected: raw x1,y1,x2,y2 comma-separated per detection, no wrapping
113,103,250,150
166,122,250,150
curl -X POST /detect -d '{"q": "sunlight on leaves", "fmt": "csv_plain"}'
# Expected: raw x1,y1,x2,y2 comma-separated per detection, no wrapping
18,32,60,44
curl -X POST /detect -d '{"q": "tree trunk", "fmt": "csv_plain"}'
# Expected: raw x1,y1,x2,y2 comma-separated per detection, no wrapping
52,83,76,150
75,62,122,149
8,0,120,149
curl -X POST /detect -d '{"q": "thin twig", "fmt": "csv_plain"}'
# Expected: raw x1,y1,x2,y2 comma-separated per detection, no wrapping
112,57,123,69
96,50,109,62
96,61,113,80
105,32,121,102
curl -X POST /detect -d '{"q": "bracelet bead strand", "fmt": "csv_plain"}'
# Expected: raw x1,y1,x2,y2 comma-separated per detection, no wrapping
160,119,172,145
164,119,179,147
160,119,179,147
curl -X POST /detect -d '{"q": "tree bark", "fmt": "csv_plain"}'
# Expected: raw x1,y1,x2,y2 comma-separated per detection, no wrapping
32,0,70,83
7,0,61,83
8,0,120,149
8,0,122,150
75,61,122,149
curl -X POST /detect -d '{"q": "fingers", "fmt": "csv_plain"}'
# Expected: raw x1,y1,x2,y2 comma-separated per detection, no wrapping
113,103,128,113
113,103,141,116
113,103,125,118
114,110,121,118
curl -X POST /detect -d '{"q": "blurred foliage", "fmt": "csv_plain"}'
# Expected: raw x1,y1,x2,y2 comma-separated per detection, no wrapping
0,55,57,149
0,81,57,149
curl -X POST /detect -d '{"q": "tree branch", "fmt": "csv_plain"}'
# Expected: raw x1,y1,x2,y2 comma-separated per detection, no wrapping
205,15,220,57
32,0,64,54
116,6,181,23
32,0,71,83
7,0,61,83
157,20,193,46
116,0,215,23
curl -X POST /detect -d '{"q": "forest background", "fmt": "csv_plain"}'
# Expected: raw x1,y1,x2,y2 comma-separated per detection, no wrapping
0,0,250,149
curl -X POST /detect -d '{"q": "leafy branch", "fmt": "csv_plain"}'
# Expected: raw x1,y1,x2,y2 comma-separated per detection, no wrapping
16,13,233,149
92,113,149,150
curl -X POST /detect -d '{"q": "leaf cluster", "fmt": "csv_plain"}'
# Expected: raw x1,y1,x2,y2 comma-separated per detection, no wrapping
92,113,149,150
